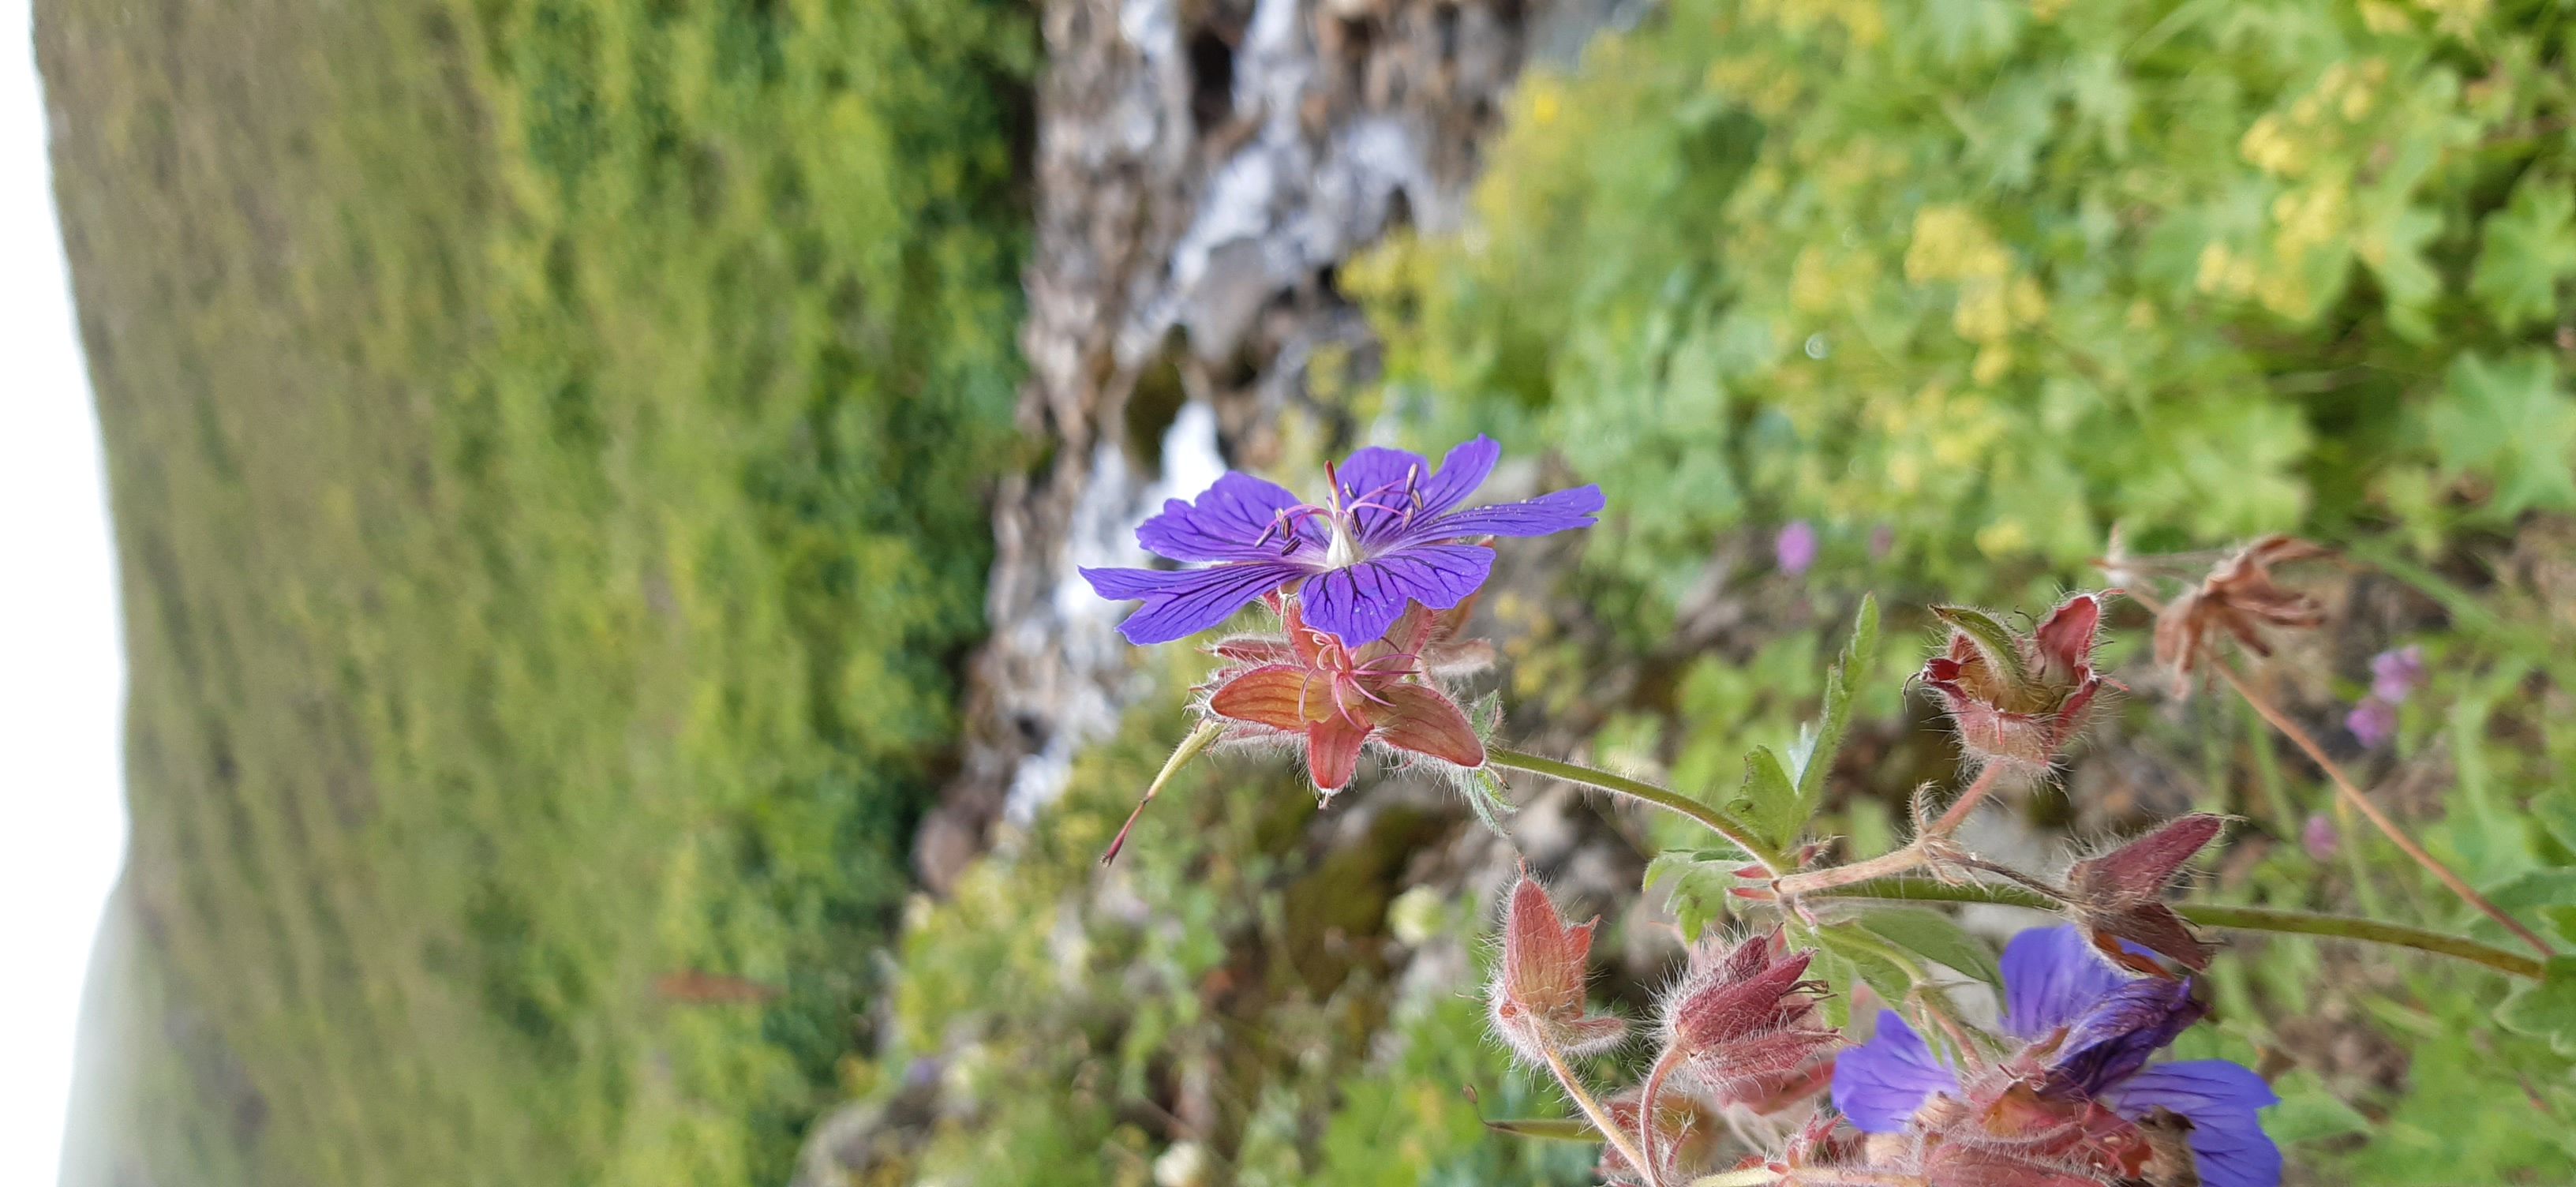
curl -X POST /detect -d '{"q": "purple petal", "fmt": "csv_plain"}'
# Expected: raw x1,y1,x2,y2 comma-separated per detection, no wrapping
1299,545,1496,646
1830,1011,1959,1133
1414,436,1501,519
2346,697,2397,749
2050,975,2203,1097
1081,560,1306,645
2105,1062,2282,1187
1398,485,1605,545
1136,472,1325,563
2369,645,2424,705
1335,446,1434,541
1775,521,1818,576
2001,926,2134,1039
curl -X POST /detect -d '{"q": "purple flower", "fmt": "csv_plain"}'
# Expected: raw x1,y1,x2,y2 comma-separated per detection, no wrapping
1833,926,2281,1187
2346,696,2398,749
2370,645,2425,705
1081,436,1604,646
2302,813,2338,862
1775,520,1818,576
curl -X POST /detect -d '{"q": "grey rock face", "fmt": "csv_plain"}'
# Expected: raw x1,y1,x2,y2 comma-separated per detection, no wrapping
917,0,1612,889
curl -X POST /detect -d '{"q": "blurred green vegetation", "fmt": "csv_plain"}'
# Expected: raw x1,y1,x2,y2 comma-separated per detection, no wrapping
45,1,1031,1184
1347,0,2576,615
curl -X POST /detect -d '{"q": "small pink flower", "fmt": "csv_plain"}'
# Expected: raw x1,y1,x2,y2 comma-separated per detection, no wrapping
1776,521,1819,576
2370,646,2425,705
2301,814,2338,862
2346,697,2398,749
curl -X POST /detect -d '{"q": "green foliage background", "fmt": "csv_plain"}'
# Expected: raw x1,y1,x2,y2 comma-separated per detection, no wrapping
1350,0,2576,608
44,0,1030,1184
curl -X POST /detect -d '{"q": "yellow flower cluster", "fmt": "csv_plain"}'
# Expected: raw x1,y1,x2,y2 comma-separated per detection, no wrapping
1904,205,2012,283
1869,382,2008,496
1705,55,1805,118
1746,0,1889,45
2241,59,2389,178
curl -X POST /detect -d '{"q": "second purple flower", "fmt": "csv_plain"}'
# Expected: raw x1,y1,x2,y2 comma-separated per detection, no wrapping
1082,436,1604,647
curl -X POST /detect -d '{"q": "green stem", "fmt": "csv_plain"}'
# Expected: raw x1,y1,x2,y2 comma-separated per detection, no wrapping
1813,878,2545,979
1488,747,1785,874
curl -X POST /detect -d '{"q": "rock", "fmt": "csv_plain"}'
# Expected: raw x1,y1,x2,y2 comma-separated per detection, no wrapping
918,0,1621,889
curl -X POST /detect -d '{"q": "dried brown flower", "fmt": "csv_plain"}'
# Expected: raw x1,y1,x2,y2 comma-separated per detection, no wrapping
2151,535,2332,693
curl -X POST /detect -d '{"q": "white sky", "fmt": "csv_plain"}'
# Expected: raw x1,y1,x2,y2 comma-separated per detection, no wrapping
1,2,133,1185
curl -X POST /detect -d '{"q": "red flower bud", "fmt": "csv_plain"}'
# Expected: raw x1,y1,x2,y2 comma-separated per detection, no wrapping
1487,875,1628,1065
2063,814,2225,974
1921,594,2117,777
1657,930,1840,1106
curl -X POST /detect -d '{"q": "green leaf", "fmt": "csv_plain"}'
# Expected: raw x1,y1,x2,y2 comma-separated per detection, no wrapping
2428,351,2576,517
1805,945,1858,1029
1848,593,1881,672
1738,745,1802,852
1856,907,2005,990
1810,924,1915,1010
2367,204,2443,339
1787,594,1880,830
1646,848,1751,942
1482,1116,1600,1142
2535,791,2576,858
2498,956,2576,1056
2473,179,2576,331
2263,1070,2374,1145
2477,868,2576,948
1459,768,1517,837
1468,691,1505,741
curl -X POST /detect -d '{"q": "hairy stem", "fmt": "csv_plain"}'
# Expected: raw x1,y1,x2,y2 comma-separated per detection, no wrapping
1814,878,2545,979
1538,1043,1651,1179
2215,660,2555,957
1769,766,2009,901
1488,747,1785,874
1685,1170,1784,1187
1926,762,2009,836
1636,1044,1687,1187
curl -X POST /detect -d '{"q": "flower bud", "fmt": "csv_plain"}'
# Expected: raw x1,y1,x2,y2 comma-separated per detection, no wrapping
1921,594,2115,777
1657,930,1840,1106
2062,814,2224,974
1487,875,1628,1065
